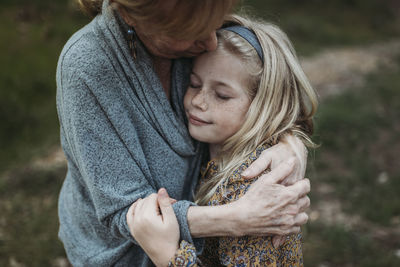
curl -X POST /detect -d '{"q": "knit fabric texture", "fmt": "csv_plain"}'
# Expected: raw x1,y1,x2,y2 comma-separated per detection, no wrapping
56,0,205,266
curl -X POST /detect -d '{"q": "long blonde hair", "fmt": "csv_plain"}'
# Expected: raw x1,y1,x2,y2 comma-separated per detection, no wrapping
195,15,318,205
77,0,237,40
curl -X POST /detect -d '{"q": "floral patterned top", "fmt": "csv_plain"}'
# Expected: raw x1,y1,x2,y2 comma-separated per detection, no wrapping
169,144,304,267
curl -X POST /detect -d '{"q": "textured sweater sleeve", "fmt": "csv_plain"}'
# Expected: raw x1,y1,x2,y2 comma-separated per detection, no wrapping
57,39,198,246
58,65,148,243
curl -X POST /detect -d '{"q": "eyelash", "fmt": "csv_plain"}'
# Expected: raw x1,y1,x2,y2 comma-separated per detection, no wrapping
189,83,201,89
189,83,231,100
216,93,231,100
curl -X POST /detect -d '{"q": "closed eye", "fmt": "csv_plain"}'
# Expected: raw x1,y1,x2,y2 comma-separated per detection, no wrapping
216,93,231,100
189,83,201,89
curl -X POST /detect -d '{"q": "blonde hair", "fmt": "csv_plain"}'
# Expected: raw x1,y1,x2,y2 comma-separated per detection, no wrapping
77,0,237,40
195,15,318,205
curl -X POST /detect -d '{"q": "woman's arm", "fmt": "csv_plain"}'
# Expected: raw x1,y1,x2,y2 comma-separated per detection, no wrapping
187,160,310,237
57,49,198,246
202,162,304,266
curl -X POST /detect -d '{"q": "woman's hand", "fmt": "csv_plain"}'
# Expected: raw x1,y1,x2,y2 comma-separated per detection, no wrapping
240,135,309,246
126,188,180,267
242,135,307,185
232,160,310,236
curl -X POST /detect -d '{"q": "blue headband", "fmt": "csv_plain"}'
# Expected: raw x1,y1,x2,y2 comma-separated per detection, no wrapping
223,25,264,62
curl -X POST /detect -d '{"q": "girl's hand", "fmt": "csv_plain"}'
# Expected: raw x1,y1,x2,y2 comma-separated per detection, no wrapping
126,188,180,267
242,135,307,185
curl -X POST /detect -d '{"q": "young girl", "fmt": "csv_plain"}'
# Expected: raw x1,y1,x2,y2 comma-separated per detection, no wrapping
127,15,317,267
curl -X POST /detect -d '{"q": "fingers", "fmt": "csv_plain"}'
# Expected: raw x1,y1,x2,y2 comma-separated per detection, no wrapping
253,157,296,185
157,188,176,223
133,196,146,217
282,135,307,179
169,198,177,205
242,148,273,178
128,199,141,217
294,212,308,226
272,235,286,249
285,196,310,215
298,196,310,212
287,178,310,198
126,198,142,231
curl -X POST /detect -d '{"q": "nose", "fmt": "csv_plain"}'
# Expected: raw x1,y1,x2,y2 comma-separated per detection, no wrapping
195,31,217,52
192,90,208,110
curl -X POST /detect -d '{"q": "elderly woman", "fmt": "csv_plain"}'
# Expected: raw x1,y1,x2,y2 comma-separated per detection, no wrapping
56,0,310,266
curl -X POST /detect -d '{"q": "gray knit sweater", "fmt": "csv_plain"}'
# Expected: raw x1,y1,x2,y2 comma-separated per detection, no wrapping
56,1,205,266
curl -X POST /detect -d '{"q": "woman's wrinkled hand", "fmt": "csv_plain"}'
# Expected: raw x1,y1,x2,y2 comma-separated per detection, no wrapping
126,188,180,267
242,135,307,186
232,160,310,236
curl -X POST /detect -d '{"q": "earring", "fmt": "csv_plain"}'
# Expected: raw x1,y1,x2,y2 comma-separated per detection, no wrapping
127,28,137,60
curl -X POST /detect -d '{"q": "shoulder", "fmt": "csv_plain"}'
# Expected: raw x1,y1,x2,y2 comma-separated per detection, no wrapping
216,144,272,203
232,144,272,181
57,20,109,80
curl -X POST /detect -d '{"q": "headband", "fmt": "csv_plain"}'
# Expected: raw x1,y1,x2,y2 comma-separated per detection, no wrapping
223,25,264,62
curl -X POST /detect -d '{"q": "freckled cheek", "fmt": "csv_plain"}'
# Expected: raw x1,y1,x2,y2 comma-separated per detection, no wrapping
216,103,250,129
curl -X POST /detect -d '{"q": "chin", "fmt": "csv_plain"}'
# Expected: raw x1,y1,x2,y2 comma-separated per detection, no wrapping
188,129,210,143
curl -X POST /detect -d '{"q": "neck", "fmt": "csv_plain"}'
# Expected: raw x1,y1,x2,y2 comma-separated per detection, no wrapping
209,144,222,160
152,56,172,100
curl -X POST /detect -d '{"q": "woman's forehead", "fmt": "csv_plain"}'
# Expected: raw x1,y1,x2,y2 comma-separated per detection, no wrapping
140,0,235,40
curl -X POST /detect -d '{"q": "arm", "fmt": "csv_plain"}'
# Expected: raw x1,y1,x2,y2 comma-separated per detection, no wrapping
187,160,310,238
127,189,199,267
207,168,304,266
57,50,198,245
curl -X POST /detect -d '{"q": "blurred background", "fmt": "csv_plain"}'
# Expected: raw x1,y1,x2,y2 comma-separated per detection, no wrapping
0,0,399,266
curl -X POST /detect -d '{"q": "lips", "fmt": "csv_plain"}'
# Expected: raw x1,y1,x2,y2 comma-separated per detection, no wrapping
188,113,211,126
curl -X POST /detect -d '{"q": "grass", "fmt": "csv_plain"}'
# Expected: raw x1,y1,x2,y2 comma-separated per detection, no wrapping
300,59,400,266
0,166,67,266
0,0,88,172
312,59,400,225
304,222,400,266
243,0,400,55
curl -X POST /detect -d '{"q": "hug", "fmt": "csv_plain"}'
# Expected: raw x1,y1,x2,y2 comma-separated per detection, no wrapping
56,0,316,266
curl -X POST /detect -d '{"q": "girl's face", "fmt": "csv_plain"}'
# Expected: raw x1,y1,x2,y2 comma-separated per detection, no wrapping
184,49,252,145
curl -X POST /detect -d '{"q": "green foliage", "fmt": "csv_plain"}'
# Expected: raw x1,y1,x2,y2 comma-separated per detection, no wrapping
0,1,88,172
313,60,400,225
243,0,400,54
304,222,400,266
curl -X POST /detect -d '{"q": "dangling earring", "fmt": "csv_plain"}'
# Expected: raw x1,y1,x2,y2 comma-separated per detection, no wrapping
127,27,137,60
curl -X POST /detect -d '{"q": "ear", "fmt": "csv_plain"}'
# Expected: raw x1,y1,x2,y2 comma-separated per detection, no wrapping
116,5,136,27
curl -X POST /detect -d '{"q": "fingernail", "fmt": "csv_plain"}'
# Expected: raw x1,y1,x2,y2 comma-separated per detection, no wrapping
242,169,250,176
158,188,168,197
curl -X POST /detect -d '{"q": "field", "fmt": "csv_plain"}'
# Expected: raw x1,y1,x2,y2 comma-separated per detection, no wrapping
1,0,399,266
